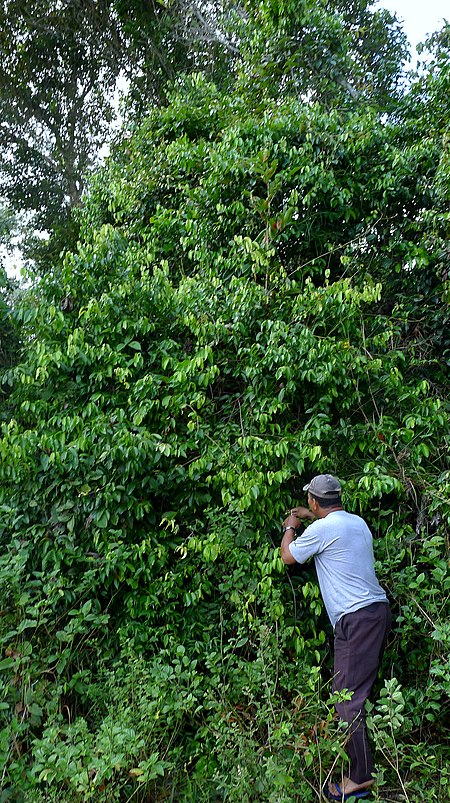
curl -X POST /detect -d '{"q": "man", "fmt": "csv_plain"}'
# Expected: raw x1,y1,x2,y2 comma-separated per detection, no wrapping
281,474,391,802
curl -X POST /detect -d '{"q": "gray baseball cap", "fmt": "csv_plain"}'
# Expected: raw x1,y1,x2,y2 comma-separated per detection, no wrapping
303,474,341,499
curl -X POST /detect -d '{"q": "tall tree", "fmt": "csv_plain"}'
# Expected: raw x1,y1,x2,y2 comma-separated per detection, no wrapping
0,205,20,383
114,0,241,110
235,0,409,107
0,1,124,238
0,0,410,267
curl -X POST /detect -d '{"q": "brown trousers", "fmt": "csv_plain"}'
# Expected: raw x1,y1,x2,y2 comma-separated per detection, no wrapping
333,601,392,784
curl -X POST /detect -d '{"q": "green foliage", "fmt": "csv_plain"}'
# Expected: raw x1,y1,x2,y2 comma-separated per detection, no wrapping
0,262,20,385
0,61,449,803
0,0,411,273
0,1,123,226
239,0,409,108
114,0,241,111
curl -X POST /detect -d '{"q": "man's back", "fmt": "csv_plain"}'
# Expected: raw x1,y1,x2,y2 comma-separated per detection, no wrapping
288,510,387,627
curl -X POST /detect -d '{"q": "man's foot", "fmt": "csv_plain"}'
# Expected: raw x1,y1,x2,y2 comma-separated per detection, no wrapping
326,777,374,801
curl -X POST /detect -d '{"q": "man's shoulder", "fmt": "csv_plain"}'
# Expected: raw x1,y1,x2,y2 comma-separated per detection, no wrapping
329,509,367,523
316,510,369,531
330,510,372,536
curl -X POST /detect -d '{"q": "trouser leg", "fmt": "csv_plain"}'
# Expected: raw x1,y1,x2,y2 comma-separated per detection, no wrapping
333,602,392,784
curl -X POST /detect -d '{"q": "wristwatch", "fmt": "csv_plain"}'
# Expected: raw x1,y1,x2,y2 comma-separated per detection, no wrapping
282,525,296,535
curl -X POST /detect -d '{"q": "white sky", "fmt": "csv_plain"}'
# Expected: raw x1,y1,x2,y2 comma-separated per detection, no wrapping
377,0,449,60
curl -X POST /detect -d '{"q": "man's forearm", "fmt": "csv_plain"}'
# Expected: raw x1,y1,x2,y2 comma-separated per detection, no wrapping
280,506,314,565
281,526,297,564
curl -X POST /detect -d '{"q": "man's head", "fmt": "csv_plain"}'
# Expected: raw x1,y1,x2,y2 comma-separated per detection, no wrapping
303,474,342,515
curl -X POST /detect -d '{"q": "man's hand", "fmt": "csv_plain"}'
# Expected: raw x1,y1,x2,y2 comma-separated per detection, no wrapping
288,506,315,521
281,505,315,565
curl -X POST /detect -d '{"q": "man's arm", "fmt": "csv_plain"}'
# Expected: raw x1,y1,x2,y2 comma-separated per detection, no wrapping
280,507,315,565
281,526,297,564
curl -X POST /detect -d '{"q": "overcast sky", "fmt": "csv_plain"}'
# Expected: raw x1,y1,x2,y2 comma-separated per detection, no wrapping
378,0,449,60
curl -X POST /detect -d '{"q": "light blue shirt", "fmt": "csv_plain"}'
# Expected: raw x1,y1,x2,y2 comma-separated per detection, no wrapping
288,510,387,628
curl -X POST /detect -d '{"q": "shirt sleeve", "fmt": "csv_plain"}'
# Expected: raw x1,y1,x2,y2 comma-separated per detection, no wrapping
288,520,324,564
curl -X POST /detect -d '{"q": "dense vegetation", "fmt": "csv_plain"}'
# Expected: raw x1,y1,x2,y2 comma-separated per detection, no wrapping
0,3,449,802
0,0,406,266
